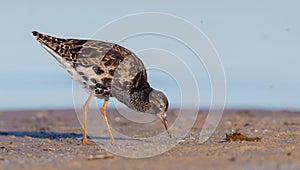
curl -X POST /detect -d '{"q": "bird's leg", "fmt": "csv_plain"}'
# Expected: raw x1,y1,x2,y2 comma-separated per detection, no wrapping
82,92,94,145
101,100,115,145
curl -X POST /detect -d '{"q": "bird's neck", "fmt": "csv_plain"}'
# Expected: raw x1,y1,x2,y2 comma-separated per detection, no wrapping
129,87,153,113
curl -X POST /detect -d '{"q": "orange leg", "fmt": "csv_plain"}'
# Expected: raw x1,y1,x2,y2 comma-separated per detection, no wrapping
82,92,94,145
101,100,115,144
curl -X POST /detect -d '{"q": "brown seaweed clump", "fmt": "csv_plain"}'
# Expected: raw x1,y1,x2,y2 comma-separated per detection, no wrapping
225,131,261,142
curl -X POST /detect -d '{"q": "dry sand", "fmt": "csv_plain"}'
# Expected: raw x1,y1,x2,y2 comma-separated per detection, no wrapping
0,109,299,170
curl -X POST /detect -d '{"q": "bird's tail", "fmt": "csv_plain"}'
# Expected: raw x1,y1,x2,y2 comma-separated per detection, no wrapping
31,30,75,68
32,30,67,45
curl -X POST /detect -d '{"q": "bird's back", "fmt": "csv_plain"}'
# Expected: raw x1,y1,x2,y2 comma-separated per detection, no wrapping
32,31,149,103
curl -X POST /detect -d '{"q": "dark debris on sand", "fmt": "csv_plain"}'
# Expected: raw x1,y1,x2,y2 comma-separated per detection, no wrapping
225,131,262,142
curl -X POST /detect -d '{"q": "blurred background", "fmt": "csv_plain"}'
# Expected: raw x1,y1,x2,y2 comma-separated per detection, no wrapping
0,0,299,110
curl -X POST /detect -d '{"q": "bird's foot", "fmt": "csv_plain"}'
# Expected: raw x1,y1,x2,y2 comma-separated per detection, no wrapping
82,138,96,145
110,138,115,145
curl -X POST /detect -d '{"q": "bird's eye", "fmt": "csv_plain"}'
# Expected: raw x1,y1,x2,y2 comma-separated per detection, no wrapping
159,104,164,109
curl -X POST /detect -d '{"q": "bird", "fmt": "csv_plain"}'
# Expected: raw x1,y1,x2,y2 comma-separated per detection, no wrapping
32,31,170,145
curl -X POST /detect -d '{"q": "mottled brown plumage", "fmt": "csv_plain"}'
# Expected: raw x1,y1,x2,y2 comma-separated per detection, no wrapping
32,31,170,144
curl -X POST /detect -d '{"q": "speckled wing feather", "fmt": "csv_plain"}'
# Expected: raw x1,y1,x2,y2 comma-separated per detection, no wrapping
32,31,149,103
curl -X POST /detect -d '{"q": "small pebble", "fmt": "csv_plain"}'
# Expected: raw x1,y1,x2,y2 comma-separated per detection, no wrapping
226,121,232,125
114,117,121,122
243,123,250,127
87,152,114,160
177,139,185,144
43,148,55,151
229,157,236,162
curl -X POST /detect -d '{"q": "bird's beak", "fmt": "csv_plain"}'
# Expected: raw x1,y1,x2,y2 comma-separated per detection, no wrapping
158,112,171,137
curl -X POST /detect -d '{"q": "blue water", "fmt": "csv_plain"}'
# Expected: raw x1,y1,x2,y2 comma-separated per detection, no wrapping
0,1,299,110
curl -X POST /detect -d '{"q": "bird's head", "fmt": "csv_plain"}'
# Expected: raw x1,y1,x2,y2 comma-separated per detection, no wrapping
148,89,171,137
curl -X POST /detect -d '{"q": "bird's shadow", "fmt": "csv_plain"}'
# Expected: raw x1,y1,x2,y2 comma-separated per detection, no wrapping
0,131,145,142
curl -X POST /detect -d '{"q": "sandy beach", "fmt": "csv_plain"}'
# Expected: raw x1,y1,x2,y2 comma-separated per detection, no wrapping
0,109,299,170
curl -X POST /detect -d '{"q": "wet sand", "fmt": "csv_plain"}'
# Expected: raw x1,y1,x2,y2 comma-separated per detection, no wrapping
0,109,299,170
